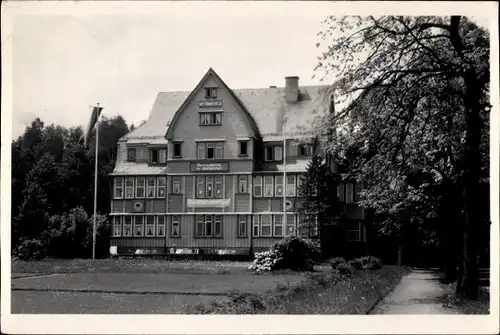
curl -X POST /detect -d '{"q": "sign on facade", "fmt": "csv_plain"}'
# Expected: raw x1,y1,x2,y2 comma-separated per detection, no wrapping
190,162,229,172
187,198,231,208
198,100,223,108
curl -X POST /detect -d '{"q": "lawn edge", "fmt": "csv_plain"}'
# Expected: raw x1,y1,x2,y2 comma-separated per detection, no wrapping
364,266,414,315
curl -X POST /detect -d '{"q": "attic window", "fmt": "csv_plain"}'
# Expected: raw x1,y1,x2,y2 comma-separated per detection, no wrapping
127,148,136,162
205,87,218,99
298,144,314,156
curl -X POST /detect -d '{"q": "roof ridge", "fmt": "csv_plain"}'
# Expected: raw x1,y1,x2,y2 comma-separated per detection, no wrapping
157,84,331,95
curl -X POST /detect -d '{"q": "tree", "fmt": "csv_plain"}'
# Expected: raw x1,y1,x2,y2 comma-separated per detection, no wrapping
297,154,340,254
315,16,489,298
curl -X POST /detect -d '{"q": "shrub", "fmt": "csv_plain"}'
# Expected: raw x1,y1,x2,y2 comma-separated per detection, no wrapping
348,259,363,270
249,250,282,272
330,257,347,270
13,238,46,261
357,256,382,270
335,262,354,276
271,235,322,271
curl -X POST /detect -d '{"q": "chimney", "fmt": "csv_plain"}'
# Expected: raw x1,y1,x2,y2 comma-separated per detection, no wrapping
285,76,299,103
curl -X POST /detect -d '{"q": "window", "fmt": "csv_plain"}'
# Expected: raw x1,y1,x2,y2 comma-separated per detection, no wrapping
134,216,144,236
346,183,354,203
297,175,305,195
135,177,145,198
215,176,223,198
125,177,134,199
172,177,181,194
253,176,262,197
195,215,222,237
264,146,283,161
145,216,155,236
205,87,217,99
239,141,248,156
127,148,136,162
113,216,121,237
146,177,156,198
151,149,158,164
197,142,224,159
238,176,248,193
275,176,283,196
200,112,222,125
274,215,284,237
265,146,273,161
171,215,180,237
215,142,223,159
114,177,123,198
275,146,283,161
286,175,296,197
264,175,274,197
150,148,167,164
136,147,147,161
237,215,247,237
206,176,214,198
346,220,361,241
196,176,223,199
298,144,314,156
157,177,166,198
286,214,296,236
123,216,132,236
173,142,182,158
207,143,215,159
337,183,345,202
252,215,260,236
156,216,165,237
196,176,205,198
261,215,272,237
355,182,362,202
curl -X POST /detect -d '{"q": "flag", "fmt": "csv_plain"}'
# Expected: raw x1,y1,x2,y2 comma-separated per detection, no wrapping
83,106,104,146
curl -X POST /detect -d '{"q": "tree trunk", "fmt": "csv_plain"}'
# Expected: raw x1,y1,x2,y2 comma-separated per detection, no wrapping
456,72,482,299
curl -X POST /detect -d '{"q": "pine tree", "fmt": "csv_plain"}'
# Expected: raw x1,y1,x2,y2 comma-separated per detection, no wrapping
297,154,340,243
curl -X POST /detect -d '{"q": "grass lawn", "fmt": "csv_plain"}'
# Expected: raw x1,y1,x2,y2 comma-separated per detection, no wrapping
184,265,411,314
443,284,490,314
12,258,254,275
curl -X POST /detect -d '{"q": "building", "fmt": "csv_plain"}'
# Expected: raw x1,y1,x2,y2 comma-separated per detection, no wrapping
109,68,367,256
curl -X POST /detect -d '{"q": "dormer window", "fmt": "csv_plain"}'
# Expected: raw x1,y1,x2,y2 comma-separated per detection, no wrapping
298,143,314,156
150,148,167,165
265,145,283,161
205,87,217,99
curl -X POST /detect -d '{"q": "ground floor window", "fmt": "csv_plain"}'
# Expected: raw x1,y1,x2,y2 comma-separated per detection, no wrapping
237,215,247,237
157,216,166,237
134,216,144,236
252,214,295,237
297,214,319,237
171,215,180,237
345,220,361,241
113,215,166,237
123,216,133,236
195,215,222,237
113,216,122,236
145,216,155,236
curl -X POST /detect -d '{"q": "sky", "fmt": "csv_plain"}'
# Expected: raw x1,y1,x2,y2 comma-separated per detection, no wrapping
10,2,339,139
9,2,491,139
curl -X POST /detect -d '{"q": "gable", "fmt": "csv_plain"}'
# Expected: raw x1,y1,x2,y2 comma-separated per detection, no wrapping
165,68,260,141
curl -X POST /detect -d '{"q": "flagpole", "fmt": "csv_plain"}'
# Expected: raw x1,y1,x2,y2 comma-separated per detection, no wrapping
92,102,100,260
282,105,287,235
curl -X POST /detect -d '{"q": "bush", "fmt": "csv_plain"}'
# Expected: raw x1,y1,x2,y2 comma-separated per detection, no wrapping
249,250,282,272
335,262,354,275
348,259,363,270
330,257,347,270
13,238,46,261
357,256,382,270
271,235,321,271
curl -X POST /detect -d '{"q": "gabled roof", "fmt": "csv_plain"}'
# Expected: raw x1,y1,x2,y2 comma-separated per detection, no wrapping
165,68,261,140
122,69,332,142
